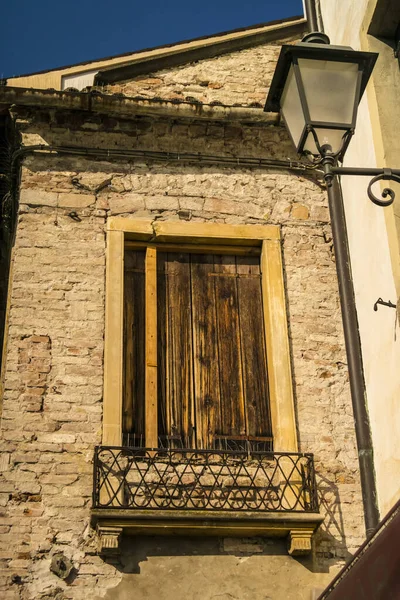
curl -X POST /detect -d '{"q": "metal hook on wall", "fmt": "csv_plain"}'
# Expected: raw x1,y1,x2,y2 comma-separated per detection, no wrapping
373,297,396,311
68,211,82,222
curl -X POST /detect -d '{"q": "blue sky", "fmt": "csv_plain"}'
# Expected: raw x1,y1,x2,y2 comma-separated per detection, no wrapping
0,0,303,79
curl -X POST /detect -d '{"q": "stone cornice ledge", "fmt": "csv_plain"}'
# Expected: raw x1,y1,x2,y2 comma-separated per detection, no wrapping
0,86,279,124
91,509,323,556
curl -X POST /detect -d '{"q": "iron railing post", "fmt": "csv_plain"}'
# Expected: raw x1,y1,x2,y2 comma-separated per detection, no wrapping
92,445,99,509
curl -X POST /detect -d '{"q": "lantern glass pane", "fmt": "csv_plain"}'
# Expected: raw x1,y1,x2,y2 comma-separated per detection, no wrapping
303,128,348,155
298,59,359,125
281,65,306,149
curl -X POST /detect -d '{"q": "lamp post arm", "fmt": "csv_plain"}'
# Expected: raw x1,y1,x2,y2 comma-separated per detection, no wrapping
331,167,400,178
331,166,400,207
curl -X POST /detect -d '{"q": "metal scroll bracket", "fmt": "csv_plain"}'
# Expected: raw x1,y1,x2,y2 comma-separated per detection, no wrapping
328,166,400,208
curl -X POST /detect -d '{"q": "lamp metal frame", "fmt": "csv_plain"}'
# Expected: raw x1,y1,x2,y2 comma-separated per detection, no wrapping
266,43,377,159
265,41,400,207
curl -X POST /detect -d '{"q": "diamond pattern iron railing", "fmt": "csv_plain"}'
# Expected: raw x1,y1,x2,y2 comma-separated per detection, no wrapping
93,447,319,513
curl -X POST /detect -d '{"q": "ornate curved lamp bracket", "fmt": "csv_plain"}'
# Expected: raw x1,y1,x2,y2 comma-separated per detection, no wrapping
326,165,400,208
366,169,400,207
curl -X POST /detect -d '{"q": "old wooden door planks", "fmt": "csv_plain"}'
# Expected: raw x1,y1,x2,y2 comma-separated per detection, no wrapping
191,254,221,449
123,247,273,451
213,255,246,438
145,247,158,448
236,256,271,437
159,252,195,448
123,250,145,441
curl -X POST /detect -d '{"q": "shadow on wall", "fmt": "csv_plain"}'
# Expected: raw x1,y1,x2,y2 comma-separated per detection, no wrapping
96,536,326,600
17,111,298,163
315,472,353,565
16,128,324,190
111,535,288,575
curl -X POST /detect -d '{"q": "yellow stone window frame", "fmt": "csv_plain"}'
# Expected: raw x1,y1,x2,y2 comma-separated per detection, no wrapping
103,218,298,453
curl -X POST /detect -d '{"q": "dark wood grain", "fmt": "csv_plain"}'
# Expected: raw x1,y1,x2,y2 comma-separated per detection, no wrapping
213,255,246,438
236,256,272,437
123,250,145,443
156,252,167,443
191,254,221,448
124,248,272,450
161,253,194,448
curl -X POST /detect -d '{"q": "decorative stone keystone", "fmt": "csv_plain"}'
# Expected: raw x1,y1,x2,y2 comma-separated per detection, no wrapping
97,525,123,555
287,529,313,556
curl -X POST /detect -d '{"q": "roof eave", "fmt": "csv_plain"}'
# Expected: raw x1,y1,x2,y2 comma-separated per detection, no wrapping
94,19,307,85
7,15,305,82
0,86,280,125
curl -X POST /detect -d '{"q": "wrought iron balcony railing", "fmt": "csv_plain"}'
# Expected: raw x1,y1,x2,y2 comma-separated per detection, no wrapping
93,447,319,513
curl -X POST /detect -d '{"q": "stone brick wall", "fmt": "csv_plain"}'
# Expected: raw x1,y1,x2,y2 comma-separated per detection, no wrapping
103,43,284,107
0,40,365,599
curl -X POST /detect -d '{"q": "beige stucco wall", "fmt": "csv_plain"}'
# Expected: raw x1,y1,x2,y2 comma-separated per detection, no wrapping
320,0,400,516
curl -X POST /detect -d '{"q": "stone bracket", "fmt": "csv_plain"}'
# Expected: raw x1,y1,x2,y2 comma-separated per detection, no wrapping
93,511,323,557
97,525,123,555
287,528,313,556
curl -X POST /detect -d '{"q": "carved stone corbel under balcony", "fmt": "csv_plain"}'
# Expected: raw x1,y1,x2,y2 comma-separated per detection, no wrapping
287,528,313,556
92,511,323,556
97,525,123,555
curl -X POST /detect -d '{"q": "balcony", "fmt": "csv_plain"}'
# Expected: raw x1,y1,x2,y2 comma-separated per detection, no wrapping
91,447,323,556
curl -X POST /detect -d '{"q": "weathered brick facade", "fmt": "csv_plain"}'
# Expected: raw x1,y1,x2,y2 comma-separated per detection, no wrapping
0,37,365,600
105,44,281,107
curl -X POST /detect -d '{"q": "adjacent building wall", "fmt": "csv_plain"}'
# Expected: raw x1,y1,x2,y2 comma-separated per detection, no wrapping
320,0,400,517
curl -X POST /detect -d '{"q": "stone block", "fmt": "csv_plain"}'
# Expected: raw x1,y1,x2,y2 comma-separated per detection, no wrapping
58,192,95,208
311,206,330,222
291,203,310,220
145,195,179,211
0,455,10,473
19,190,58,207
36,433,77,445
108,193,145,214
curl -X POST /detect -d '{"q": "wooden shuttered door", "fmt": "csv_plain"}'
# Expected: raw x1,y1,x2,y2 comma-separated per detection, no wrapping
123,248,272,450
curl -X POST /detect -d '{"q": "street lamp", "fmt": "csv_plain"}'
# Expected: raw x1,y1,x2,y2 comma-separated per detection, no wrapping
265,33,400,539
265,33,400,206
